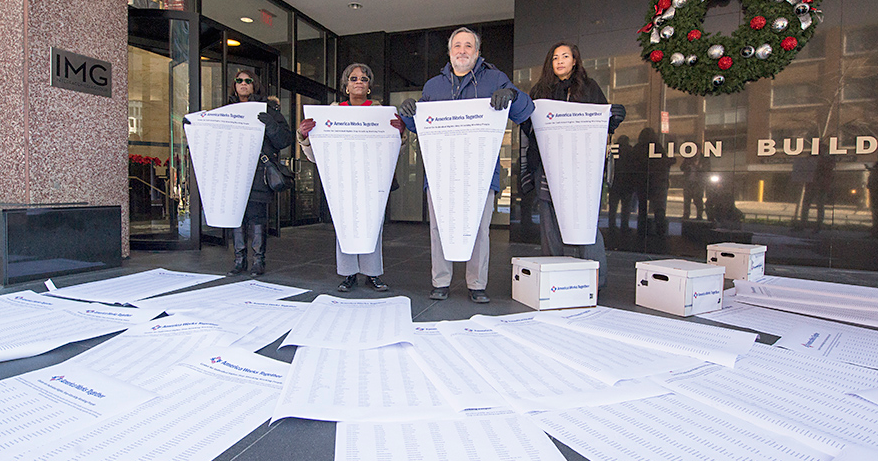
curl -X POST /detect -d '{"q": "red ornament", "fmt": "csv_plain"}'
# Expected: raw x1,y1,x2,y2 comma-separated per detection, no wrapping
687,30,702,42
650,50,664,62
657,0,672,9
750,16,767,30
781,37,799,51
718,57,733,70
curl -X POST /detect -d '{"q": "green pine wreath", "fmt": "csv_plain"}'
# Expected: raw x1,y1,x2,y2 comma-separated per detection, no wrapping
639,0,823,96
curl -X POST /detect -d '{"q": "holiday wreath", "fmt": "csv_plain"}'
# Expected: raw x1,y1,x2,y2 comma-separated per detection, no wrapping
639,0,823,96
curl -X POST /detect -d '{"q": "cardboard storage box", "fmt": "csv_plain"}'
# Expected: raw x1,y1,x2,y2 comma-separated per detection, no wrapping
706,243,767,281
635,259,725,317
512,257,598,310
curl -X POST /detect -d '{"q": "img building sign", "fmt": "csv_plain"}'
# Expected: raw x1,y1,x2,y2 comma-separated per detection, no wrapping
50,48,112,98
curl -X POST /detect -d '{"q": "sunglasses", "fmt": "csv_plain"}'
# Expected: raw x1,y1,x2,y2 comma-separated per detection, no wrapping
235,77,253,84
348,76,370,82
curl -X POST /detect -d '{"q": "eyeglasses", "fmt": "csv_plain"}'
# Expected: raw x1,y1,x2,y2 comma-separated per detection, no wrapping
348,76,370,83
235,77,253,84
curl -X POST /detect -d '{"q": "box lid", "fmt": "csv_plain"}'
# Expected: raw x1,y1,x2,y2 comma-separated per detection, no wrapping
635,259,726,277
512,256,599,272
706,243,767,255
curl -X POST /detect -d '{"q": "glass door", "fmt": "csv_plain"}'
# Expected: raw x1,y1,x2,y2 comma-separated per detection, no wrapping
128,9,201,250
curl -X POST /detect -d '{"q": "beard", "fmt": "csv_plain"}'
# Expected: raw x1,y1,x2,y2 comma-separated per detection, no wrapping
451,54,477,74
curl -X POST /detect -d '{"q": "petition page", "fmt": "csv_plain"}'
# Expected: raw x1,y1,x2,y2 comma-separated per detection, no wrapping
45,268,223,305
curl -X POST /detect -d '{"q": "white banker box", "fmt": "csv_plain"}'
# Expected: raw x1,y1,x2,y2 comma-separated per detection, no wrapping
512,257,598,310
635,259,725,317
706,243,767,281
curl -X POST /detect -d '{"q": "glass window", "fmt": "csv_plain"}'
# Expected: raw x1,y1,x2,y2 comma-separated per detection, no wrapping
704,94,747,126
327,36,337,89
201,0,291,66
614,65,649,87
297,17,325,84
845,28,878,55
128,0,188,10
842,74,878,101
772,83,816,107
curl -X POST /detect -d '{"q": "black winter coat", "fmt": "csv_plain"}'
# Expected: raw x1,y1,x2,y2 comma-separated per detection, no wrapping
227,93,293,203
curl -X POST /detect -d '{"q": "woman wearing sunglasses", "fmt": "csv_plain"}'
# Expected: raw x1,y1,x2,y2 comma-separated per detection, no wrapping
296,63,405,292
226,70,292,277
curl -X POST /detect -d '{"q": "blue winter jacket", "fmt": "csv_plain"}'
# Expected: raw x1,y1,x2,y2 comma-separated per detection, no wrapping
401,57,535,192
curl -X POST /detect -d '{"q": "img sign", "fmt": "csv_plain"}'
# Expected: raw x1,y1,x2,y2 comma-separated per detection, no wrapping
51,47,112,98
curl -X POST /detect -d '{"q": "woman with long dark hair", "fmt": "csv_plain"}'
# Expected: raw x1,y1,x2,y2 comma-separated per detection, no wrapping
521,41,625,288
226,70,292,277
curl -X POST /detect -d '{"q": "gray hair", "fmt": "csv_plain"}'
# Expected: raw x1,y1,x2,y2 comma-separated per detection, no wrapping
340,63,374,91
447,27,481,53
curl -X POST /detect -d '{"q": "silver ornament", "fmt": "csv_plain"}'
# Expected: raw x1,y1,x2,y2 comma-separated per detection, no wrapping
756,44,772,59
672,0,688,7
772,17,789,32
741,46,755,58
712,75,725,86
686,54,698,65
661,26,675,39
795,3,810,15
670,53,685,66
707,44,725,59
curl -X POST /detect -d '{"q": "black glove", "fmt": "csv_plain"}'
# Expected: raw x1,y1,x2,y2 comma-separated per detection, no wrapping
257,112,275,126
608,104,626,134
182,117,191,125
490,88,516,110
399,98,417,118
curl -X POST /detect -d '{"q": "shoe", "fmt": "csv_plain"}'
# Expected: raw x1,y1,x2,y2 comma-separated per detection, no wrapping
338,274,357,292
250,259,265,276
469,289,490,303
429,286,449,300
367,276,389,292
227,259,247,276
227,226,248,275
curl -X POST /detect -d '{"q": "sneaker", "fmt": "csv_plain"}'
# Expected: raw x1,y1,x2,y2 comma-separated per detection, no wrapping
429,286,449,300
469,289,490,303
250,260,265,276
338,274,357,292
367,276,389,291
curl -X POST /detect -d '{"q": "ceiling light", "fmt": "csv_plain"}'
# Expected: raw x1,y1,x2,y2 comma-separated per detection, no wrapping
348,2,363,9
240,17,254,23
227,39,241,47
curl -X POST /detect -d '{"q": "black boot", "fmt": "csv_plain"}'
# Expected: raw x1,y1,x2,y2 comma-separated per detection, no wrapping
227,226,248,275
250,224,267,276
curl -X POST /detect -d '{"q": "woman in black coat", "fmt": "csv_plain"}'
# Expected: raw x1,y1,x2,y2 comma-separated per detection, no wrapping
226,70,292,276
521,41,625,288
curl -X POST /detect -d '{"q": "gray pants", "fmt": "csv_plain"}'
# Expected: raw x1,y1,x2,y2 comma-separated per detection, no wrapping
539,200,608,288
428,189,494,290
336,224,384,277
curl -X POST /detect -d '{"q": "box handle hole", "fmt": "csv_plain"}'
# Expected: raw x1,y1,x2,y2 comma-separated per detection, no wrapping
720,252,736,258
652,274,669,282
521,269,531,275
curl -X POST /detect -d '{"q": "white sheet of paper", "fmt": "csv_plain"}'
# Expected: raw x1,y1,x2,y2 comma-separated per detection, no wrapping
537,307,756,368
165,299,308,352
60,314,249,386
530,100,610,244
530,393,834,461
184,101,267,227
405,323,507,412
279,295,414,350
735,276,878,312
652,343,878,456
436,320,667,413
0,291,162,362
335,410,566,461
130,279,307,312
0,364,156,460
853,387,878,405
733,293,878,328
774,324,878,369
414,99,509,261
304,105,401,254
272,344,458,423
23,347,287,461
44,268,224,305
471,312,703,386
